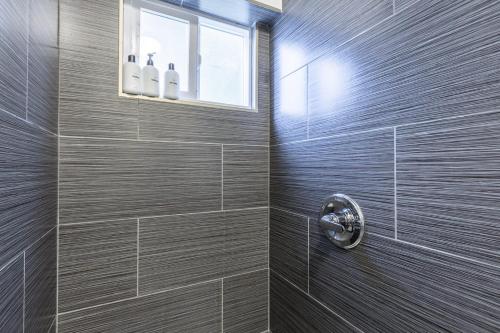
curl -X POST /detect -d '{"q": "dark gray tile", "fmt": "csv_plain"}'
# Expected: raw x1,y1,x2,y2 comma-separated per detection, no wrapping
0,256,24,333
394,0,420,12
225,208,269,276
58,219,137,312
223,145,269,210
48,319,56,333
309,226,500,332
27,0,58,133
271,66,308,144
139,212,225,294
0,111,57,268
0,0,28,118
270,271,359,333
59,137,221,223
397,112,500,266
271,0,393,78
223,269,269,333
270,208,308,291
181,0,280,26
308,0,500,139
58,281,222,333
271,129,394,237
25,228,57,333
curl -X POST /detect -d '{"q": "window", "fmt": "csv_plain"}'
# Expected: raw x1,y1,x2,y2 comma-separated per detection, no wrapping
122,0,254,108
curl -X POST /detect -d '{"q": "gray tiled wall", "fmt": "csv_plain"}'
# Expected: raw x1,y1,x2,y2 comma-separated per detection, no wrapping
57,1,271,332
0,0,59,332
270,0,500,332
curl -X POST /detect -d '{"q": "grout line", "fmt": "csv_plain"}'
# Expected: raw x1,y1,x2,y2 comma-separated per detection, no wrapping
58,267,269,317
221,145,224,211
60,207,270,226
305,65,310,140
136,218,140,297
393,127,397,240
59,134,270,148
307,217,310,294
221,278,224,333
56,2,61,331
372,233,500,269
271,109,500,147
25,0,30,122
271,270,364,333
23,252,26,333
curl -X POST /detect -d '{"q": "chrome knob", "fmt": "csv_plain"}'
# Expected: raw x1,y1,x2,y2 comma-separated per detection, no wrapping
318,194,365,249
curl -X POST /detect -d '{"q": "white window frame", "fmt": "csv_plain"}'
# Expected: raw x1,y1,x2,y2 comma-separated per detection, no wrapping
122,0,255,109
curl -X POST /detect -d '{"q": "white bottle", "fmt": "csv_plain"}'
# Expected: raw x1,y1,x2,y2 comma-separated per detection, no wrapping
122,55,141,95
142,53,160,97
164,63,180,100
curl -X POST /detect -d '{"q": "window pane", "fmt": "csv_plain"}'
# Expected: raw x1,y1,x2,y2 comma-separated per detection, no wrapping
140,9,190,93
199,19,250,106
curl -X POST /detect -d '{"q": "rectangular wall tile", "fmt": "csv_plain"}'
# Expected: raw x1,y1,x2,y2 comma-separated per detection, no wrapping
397,112,500,266
0,256,24,333
223,145,269,210
0,112,57,268
58,219,138,312
27,0,58,133
225,208,269,276
307,0,500,139
270,208,308,291
223,269,269,333
271,66,308,144
59,137,221,223
0,0,27,118
271,129,394,237
25,228,57,333
139,208,269,293
271,0,393,78
309,226,500,332
270,272,359,333
139,212,225,294
59,281,222,333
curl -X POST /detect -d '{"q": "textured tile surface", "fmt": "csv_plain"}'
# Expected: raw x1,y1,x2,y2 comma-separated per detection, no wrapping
223,145,269,210
59,0,138,138
0,112,57,268
270,272,359,333
271,129,395,237
223,269,269,333
307,0,500,139
397,112,500,265
271,67,308,144
225,208,269,276
27,0,59,133
58,219,138,312
309,228,500,332
270,208,308,291
0,0,27,118
139,212,225,293
58,281,222,333
394,0,420,12
25,228,57,333
59,137,221,223
271,0,393,78
139,209,269,293
0,257,24,333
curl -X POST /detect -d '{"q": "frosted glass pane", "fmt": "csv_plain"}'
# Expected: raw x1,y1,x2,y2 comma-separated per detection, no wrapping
140,10,190,93
199,22,250,106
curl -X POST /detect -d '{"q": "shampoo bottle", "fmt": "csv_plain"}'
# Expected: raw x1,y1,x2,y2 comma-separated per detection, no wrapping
142,53,160,97
164,63,180,100
123,55,141,95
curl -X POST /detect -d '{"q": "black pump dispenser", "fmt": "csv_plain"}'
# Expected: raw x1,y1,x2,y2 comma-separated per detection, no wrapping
169,63,175,70
128,54,136,63
147,53,155,66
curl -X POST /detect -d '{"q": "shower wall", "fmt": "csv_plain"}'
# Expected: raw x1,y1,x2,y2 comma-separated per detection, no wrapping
270,0,500,332
57,1,270,332
0,0,59,332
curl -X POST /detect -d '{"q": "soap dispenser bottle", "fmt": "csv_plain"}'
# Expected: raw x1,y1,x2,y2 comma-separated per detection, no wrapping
142,53,160,97
164,63,180,100
123,55,141,95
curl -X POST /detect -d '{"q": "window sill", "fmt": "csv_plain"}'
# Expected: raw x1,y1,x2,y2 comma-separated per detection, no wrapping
119,92,257,113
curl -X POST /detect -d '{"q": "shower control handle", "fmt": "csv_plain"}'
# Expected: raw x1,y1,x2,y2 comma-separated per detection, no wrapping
318,194,365,249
